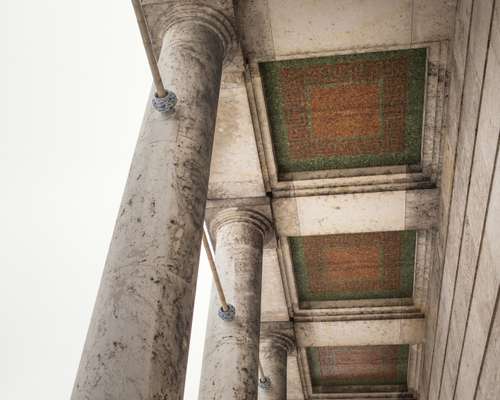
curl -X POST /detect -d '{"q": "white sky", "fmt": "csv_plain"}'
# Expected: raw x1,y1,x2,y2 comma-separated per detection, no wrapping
1,1,211,399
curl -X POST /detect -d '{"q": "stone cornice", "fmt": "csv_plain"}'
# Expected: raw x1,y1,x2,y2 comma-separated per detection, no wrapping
211,208,272,238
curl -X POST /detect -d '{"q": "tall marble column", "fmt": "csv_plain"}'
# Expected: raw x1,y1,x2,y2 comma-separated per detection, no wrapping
72,4,235,400
258,332,294,400
199,208,271,399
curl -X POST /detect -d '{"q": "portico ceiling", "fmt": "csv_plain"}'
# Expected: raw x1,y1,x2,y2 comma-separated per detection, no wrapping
255,48,429,397
200,1,456,399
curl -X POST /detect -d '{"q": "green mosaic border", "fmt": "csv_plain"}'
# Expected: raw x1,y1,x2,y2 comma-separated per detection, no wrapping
307,345,409,387
259,48,427,173
289,231,416,302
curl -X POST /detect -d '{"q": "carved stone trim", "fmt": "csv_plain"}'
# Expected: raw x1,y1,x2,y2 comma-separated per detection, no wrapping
153,3,237,62
211,208,272,238
261,332,295,354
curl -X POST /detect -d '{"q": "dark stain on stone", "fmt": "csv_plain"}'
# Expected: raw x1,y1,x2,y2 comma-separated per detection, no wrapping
112,341,126,351
150,200,156,216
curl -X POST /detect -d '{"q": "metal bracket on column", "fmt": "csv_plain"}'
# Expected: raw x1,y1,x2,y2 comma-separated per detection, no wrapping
217,304,236,321
152,91,177,113
258,377,272,390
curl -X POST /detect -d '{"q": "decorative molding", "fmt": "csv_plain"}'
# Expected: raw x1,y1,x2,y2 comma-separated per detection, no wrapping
204,197,276,249
142,1,237,63
407,344,423,393
261,332,295,354
210,207,272,238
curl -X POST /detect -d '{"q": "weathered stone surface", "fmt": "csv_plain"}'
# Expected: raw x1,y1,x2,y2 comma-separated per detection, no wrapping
273,189,438,237
295,318,425,348
475,291,500,400
238,0,456,60
199,208,271,400
287,355,305,400
412,0,456,43
208,83,266,200
453,28,500,396
72,5,233,399
256,0,413,56
261,249,289,322
455,152,500,400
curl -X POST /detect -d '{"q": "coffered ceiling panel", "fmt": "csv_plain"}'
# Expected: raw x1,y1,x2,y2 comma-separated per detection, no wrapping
306,344,409,393
260,48,426,174
289,231,416,302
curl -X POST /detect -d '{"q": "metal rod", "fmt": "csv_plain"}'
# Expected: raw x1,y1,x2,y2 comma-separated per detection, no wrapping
202,225,229,312
258,360,266,378
131,0,167,98
258,360,271,389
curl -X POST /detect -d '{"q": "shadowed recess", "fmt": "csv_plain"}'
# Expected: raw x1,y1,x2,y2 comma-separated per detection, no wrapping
260,48,427,174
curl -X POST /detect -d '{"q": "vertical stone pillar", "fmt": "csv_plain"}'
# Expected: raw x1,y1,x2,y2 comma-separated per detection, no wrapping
258,332,294,400
199,208,271,399
72,4,235,400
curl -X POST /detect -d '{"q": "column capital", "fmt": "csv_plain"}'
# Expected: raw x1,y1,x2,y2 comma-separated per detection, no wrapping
211,208,272,238
148,1,237,62
261,332,295,354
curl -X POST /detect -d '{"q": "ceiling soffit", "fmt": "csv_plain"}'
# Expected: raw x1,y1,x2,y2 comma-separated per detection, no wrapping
277,228,433,319
248,42,448,196
289,231,416,304
260,49,426,174
306,344,410,394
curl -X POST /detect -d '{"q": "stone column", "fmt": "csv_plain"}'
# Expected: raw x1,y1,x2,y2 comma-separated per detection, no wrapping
72,4,235,400
199,208,271,399
258,331,294,400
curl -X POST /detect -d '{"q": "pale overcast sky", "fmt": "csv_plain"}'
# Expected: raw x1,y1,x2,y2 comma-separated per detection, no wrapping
1,1,211,399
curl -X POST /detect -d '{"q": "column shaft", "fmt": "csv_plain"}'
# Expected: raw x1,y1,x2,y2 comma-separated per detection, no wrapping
72,10,231,400
199,209,270,399
258,336,292,400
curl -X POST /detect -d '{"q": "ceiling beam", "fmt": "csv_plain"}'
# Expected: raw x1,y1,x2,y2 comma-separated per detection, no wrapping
295,317,425,348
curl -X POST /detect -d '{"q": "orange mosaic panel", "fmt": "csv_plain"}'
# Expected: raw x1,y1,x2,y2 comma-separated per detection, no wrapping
310,83,381,139
283,58,408,161
304,232,401,295
260,48,426,172
290,231,416,301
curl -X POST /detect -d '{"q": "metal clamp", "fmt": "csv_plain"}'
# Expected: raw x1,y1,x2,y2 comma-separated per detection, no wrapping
217,304,236,321
152,91,177,113
258,377,272,390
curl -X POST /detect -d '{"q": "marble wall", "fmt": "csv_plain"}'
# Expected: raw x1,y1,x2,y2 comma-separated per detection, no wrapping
421,1,500,399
